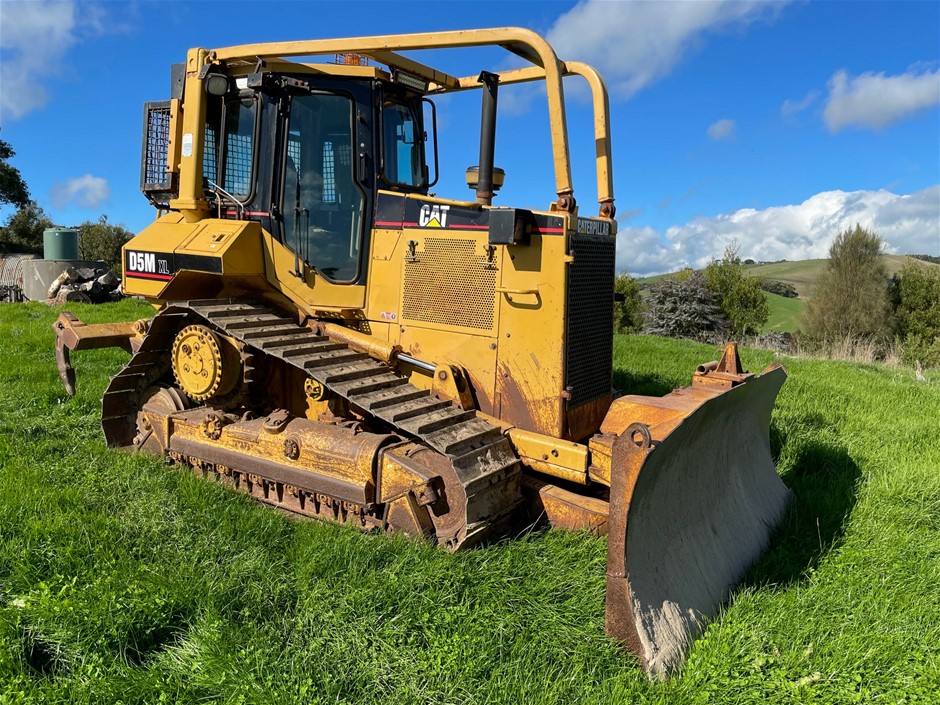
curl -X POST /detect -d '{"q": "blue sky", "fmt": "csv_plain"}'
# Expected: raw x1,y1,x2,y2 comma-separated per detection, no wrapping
1,0,938,274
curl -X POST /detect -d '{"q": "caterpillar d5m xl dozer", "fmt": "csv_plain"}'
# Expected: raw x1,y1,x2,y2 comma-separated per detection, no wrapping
53,28,791,676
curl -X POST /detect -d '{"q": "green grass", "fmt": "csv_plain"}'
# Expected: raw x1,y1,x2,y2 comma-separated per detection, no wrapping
2,301,939,703
765,292,805,333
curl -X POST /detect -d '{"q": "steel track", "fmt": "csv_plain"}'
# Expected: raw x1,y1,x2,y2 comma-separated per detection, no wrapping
101,300,522,546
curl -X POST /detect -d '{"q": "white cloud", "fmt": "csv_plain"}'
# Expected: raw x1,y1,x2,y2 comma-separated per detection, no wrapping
823,68,940,132
707,118,736,140
781,89,819,117
546,0,787,99
51,174,111,209
617,185,940,276
0,1,106,121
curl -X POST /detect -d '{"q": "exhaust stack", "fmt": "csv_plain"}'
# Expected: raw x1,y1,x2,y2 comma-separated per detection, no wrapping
475,71,499,205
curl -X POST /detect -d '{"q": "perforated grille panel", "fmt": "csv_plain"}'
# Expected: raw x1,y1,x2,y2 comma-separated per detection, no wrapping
204,127,218,183
402,238,498,330
140,101,175,204
223,131,253,196
565,234,615,407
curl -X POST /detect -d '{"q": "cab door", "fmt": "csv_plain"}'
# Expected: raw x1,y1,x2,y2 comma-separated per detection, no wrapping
268,85,372,312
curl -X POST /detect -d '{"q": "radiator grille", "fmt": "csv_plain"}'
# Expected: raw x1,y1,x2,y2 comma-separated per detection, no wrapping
565,234,615,407
402,238,498,330
140,101,176,205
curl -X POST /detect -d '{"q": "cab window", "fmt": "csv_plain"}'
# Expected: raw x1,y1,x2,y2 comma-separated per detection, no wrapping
204,95,257,199
382,101,423,188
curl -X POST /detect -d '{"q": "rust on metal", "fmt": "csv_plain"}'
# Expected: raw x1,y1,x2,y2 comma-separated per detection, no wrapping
508,427,590,485
53,312,149,395
692,342,754,390
603,364,790,676
430,364,476,410
521,475,608,534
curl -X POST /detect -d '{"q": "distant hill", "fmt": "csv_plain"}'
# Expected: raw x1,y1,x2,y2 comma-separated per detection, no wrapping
740,255,935,298
635,255,938,333
638,255,937,298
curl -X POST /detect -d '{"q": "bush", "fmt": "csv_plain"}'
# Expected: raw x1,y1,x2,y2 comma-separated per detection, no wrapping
892,262,940,367
643,272,730,342
801,225,892,343
613,272,643,333
77,216,133,270
760,279,798,298
703,243,769,338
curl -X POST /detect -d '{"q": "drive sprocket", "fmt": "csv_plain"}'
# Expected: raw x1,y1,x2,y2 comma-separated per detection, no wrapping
171,324,242,402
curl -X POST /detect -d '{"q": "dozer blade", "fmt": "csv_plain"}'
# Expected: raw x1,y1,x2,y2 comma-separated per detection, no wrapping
604,362,790,677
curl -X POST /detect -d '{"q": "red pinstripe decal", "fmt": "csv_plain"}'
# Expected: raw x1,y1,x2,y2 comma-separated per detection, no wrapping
126,271,173,281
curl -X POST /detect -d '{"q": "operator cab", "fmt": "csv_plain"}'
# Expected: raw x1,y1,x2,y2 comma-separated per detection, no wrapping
198,64,432,286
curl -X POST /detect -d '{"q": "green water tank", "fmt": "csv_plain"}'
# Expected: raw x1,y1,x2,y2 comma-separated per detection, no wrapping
43,228,80,260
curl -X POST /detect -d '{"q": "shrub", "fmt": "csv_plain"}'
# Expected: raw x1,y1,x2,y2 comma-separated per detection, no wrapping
760,279,798,298
801,225,892,343
643,272,730,342
892,262,940,367
703,243,769,338
77,216,133,270
613,272,643,333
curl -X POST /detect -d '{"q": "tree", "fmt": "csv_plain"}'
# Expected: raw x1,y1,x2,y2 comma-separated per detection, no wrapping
644,272,730,342
801,225,892,342
614,272,643,333
0,137,30,211
0,201,54,255
77,215,133,270
704,242,770,338
893,262,940,367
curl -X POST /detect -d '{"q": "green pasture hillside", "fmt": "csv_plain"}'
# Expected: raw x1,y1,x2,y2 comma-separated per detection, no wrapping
763,292,804,332
639,255,934,296
636,254,936,333
1,301,938,703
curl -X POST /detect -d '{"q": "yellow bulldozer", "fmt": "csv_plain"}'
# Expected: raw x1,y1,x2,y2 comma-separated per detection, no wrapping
53,28,790,676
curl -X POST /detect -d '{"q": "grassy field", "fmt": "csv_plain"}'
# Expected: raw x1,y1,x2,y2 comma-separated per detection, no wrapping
1,301,939,704
764,292,805,333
